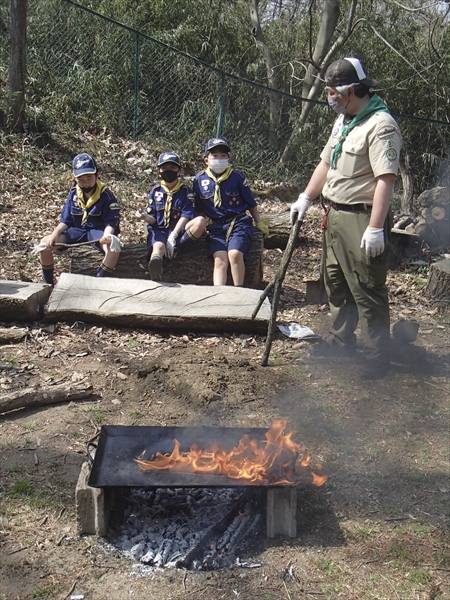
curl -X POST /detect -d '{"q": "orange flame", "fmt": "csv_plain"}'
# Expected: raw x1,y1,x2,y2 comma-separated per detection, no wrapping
134,420,327,486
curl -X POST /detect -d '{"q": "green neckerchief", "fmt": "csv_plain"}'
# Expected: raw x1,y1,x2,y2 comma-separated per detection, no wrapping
160,179,183,228
330,94,389,169
205,166,233,208
76,180,106,224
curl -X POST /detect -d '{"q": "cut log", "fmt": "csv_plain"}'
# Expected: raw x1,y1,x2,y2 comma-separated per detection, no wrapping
44,273,271,334
0,327,28,344
426,258,450,302
0,281,52,323
70,230,264,287
0,381,93,414
431,206,446,220
419,186,450,208
389,230,422,268
263,212,301,249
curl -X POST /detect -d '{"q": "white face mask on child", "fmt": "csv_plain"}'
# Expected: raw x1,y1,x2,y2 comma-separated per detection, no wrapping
208,158,229,174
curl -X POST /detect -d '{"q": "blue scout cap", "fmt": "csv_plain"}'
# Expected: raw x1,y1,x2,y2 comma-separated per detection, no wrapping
73,153,98,177
204,138,231,155
157,151,182,167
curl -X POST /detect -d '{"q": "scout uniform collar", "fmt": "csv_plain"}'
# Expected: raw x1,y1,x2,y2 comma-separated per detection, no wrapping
330,94,389,169
76,181,106,224
205,166,233,207
160,179,183,228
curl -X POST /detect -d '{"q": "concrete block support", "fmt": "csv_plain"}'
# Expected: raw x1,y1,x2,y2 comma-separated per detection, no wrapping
76,462,114,536
266,486,297,538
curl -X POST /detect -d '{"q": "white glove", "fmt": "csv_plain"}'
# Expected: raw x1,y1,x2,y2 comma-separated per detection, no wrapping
166,231,178,259
360,227,384,257
106,234,123,253
31,242,47,255
290,193,310,225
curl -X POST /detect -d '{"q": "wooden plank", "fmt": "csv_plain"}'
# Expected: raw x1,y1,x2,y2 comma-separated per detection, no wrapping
44,273,271,333
0,281,52,322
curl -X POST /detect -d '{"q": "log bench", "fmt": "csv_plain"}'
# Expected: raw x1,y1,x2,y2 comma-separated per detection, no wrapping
69,230,265,288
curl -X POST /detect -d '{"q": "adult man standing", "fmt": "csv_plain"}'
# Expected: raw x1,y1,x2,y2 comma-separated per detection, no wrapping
290,57,402,379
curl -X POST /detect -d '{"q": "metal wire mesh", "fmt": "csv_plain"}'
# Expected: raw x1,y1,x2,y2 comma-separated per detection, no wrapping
12,0,448,192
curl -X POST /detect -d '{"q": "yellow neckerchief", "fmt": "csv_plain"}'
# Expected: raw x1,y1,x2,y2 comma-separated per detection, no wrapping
76,181,106,225
205,166,233,208
160,179,183,228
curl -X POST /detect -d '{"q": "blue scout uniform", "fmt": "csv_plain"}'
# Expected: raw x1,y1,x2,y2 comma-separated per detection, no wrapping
59,182,120,246
145,182,195,247
192,169,257,259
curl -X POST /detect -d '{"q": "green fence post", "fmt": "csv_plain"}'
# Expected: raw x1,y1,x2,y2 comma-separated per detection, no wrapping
133,32,141,141
216,72,226,137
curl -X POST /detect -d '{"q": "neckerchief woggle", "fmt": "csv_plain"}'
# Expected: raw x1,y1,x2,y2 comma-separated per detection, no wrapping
160,179,183,228
330,94,389,169
76,181,106,225
205,166,233,208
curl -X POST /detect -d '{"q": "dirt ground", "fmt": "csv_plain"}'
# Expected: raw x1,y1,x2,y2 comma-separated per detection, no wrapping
0,131,449,599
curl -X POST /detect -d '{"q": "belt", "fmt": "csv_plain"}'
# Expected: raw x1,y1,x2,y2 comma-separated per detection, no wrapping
211,211,248,224
329,202,371,212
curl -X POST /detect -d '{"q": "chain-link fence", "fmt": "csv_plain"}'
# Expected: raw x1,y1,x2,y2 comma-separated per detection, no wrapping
11,0,450,195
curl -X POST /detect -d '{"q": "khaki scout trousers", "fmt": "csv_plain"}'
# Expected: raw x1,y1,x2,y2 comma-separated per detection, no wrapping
322,206,392,362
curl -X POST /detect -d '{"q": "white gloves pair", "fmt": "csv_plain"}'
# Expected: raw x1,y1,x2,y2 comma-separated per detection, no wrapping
290,193,310,225
360,227,385,257
31,233,122,255
166,232,178,259
106,234,122,253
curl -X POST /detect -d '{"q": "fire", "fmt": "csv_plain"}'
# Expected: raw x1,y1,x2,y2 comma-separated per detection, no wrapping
134,420,327,486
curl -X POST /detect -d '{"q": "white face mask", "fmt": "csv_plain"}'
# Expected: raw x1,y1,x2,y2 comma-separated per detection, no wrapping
208,158,229,174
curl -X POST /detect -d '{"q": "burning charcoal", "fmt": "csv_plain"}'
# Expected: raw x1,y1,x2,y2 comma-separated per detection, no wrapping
130,533,144,544
140,548,155,565
153,539,172,567
130,541,146,560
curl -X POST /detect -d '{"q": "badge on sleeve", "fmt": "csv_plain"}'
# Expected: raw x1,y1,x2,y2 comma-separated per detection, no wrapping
377,125,396,140
386,148,398,161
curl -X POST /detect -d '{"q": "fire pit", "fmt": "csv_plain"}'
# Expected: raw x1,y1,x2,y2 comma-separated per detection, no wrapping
76,421,327,568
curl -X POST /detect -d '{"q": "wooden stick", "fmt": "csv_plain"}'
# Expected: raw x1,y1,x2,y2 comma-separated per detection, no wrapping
0,381,93,414
254,218,303,366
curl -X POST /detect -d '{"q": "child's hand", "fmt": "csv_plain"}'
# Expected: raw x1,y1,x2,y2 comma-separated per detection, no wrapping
135,209,154,224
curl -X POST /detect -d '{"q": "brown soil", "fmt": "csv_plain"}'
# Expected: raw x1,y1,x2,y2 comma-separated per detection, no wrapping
0,131,449,599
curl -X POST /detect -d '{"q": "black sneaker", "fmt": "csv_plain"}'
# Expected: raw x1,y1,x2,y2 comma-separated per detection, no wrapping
309,341,356,358
148,256,163,281
361,360,390,380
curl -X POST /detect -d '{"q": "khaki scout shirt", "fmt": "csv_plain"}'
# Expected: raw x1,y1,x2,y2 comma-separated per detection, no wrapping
320,111,402,205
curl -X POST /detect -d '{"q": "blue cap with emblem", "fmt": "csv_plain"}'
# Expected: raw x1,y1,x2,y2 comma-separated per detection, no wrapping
204,137,231,156
73,153,98,177
157,151,182,167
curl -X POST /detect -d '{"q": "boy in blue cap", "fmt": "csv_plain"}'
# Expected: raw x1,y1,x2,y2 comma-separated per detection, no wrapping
138,151,206,281
192,138,268,286
38,153,121,285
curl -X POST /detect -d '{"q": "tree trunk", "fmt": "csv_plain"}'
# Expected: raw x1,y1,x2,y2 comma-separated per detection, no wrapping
426,258,450,303
280,0,358,164
399,152,414,214
0,381,93,414
70,231,265,287
249,0,280,145
8,0,27,133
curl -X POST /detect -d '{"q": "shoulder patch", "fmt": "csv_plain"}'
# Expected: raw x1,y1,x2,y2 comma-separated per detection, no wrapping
386,148,398,161
109,202,120,210
377,125,396,139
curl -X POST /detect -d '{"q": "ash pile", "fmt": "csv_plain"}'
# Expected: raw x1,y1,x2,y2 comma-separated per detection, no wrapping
106,487,262,570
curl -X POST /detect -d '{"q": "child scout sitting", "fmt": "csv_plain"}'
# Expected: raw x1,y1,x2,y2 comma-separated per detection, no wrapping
192,138,268,286
138,151,206,281
38,153,121,285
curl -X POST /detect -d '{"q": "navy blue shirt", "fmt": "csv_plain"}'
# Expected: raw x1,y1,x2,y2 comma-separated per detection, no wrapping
192,169,257,222
60,185,120,233
145,183,195,230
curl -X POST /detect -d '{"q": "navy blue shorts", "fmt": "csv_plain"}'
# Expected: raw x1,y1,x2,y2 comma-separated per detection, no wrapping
146,227,184,249
62,227,104,252
206,215,253,260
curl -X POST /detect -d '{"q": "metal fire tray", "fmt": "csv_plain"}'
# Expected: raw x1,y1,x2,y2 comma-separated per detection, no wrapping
87,425,295,488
